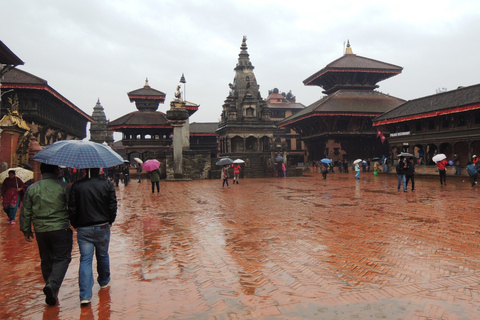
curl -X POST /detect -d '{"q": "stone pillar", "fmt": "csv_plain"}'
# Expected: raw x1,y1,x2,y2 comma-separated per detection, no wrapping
166,99,189,179
182,120,190,150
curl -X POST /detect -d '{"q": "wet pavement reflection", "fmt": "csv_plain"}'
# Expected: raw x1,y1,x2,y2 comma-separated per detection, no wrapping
1,173,480,319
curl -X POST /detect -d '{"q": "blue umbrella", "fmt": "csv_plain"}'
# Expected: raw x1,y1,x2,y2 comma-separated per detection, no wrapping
275,156,284,162
33,140,124,169
321,158,332,164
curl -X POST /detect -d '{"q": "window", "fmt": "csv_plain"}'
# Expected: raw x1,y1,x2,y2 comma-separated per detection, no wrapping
457,115,466,126
442,116,449,128
415,121,422,131
428,120,435,130
271,110,285,118
285,139,291,150
296,139,302,150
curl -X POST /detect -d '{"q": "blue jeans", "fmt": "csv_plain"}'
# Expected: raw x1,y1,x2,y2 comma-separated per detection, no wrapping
355,171,360,178
77,223,111,300
397,174,406,190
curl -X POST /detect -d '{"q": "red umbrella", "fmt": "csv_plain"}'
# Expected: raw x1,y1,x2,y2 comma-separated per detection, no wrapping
142,159,161,171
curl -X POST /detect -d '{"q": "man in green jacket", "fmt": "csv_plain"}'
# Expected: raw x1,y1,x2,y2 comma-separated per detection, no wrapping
20,163,72,306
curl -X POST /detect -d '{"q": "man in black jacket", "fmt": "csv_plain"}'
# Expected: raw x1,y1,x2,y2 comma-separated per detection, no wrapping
405,157,415,192
69,168,117,305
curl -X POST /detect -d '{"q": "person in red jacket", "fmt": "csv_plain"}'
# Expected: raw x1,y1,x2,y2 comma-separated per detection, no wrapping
436,158,448,186
232,164,241,184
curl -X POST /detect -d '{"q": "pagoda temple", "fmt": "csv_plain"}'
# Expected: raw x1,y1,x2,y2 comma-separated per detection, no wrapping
108,79,171,161
108,79,199,162
216,36,276,177
279,41,406,163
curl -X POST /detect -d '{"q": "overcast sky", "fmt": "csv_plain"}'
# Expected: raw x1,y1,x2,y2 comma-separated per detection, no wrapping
2,0,480,137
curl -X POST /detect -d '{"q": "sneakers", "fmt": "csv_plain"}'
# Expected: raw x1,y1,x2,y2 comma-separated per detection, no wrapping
43,285,57,306
80,299,91,305
9,220,15,225
99,280,110,289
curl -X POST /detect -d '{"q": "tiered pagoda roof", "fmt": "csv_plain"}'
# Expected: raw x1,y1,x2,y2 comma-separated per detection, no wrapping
303,41,403,95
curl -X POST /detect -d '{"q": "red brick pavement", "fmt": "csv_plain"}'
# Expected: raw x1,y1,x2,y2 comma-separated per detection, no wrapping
1,172,480,319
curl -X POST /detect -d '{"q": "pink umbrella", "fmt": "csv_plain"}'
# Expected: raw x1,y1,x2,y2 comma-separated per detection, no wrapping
142,159,161,171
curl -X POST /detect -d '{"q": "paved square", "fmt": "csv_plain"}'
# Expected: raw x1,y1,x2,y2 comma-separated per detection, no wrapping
1,172,480,319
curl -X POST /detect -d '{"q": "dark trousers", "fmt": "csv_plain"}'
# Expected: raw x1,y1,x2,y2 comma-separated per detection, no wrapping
470,173,478,186
151,181,159,193
35,229,73,292
406,174,415,190
439,169,446,184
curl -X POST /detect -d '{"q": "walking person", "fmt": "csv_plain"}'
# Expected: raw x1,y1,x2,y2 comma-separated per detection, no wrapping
136,164,142,183
68,167,117,305
20,163,72,306
320,162,328,180
405,157,415,191
343,159,349,173
467,161,478,186
122,164,129,186
396,156,407,192
453,154,461,175
232,163,241,184
149,168,160,193
382,155,389,173
282,163,286,178
2,170,26,224
221,164,230,188
436,158,448,186
113,165,121,187
354,161,360,179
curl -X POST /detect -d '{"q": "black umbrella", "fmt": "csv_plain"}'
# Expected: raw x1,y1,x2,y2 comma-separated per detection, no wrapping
397,152,414,158
216,158,233,166
275,156,284,162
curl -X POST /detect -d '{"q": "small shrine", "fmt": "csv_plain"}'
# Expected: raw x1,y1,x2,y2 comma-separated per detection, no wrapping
0,94,31,168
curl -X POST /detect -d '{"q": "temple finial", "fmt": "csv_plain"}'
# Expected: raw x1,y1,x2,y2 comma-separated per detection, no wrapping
345,40,353,55
180,73,186,84
145,78,149,87
241,36,248,51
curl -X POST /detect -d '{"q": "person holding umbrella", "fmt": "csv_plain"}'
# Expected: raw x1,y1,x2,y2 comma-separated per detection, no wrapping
353,159,362,179
149,168,161,193
320,162,329,179
68,167,117,305
437,158,449,186
396,156,407,192
432,154,448,186
232,163,241,184
143,159,161,193
221,164,230,188
1,170,27,224
20,163,72,306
